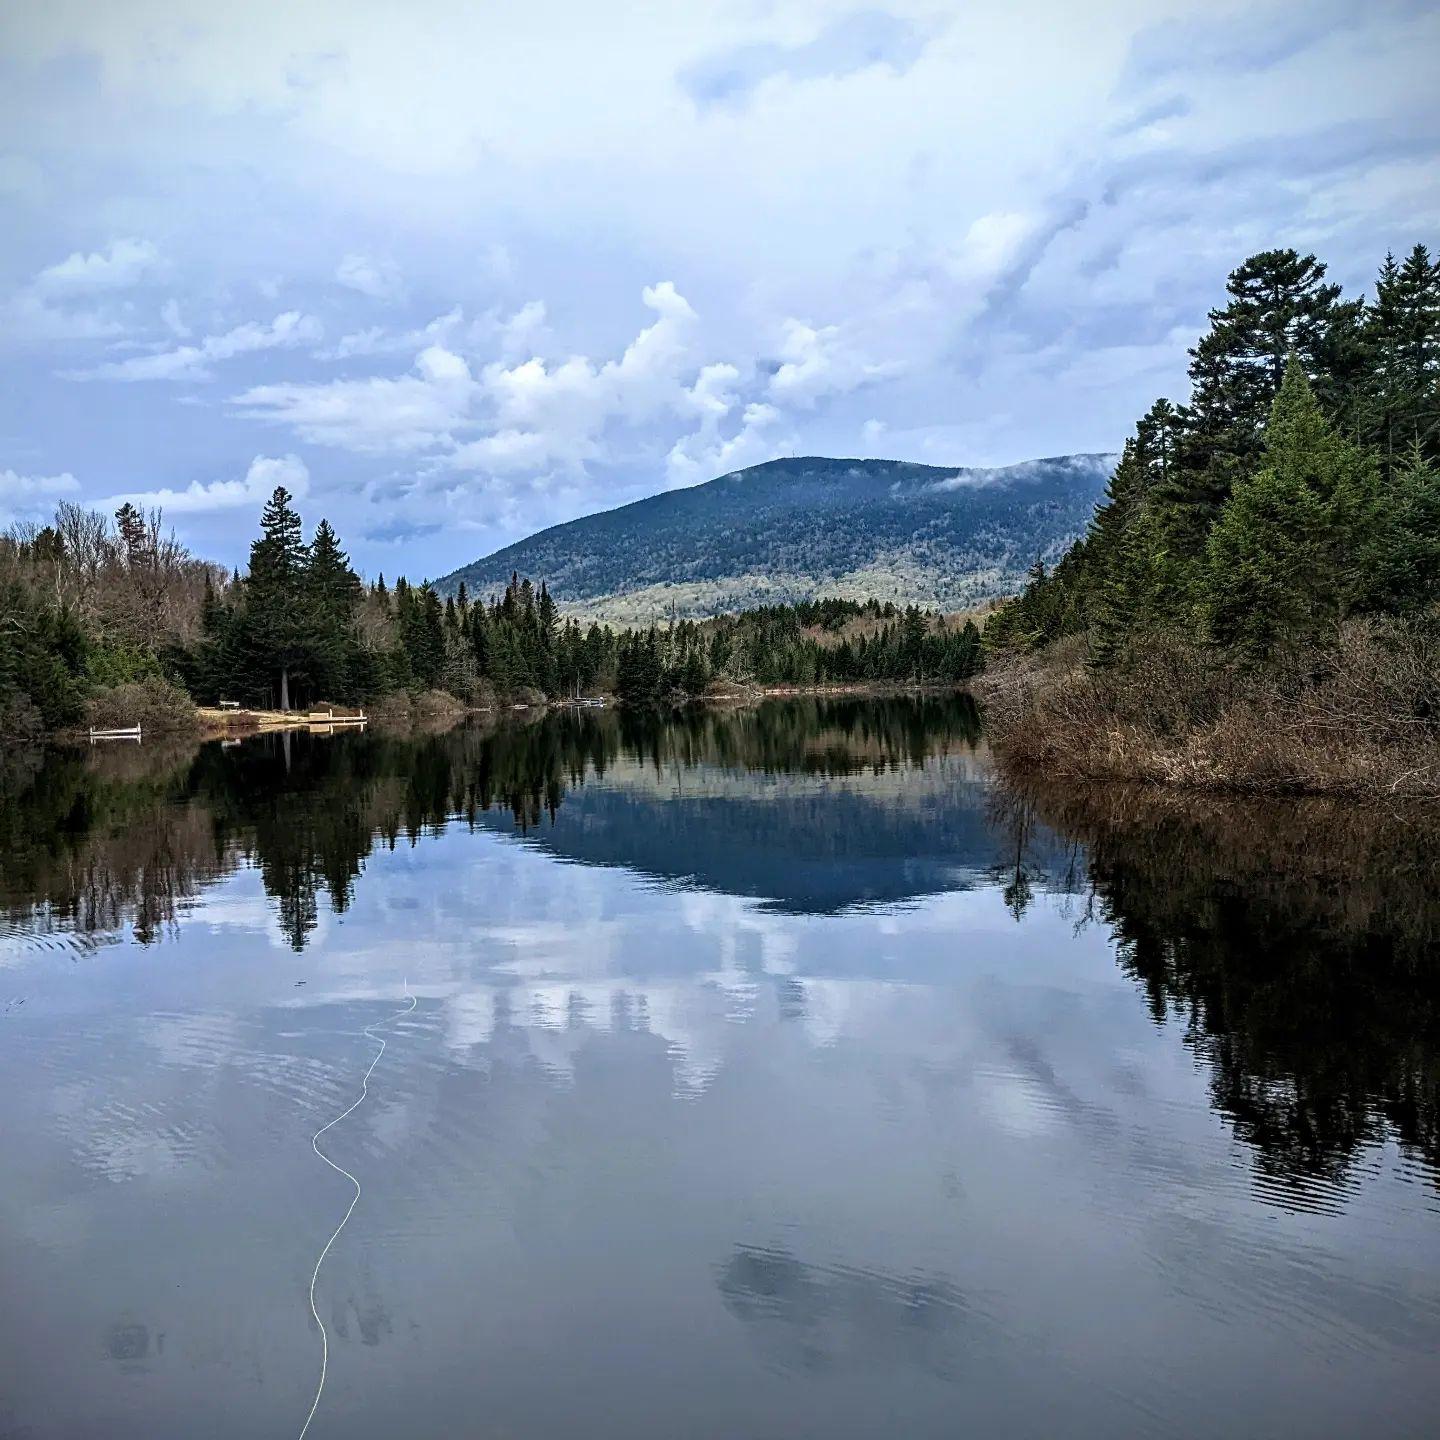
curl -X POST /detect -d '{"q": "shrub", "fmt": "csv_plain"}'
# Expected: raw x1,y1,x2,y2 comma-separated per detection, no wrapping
84,676,199,736
978,617,1440,797
415,688,466,716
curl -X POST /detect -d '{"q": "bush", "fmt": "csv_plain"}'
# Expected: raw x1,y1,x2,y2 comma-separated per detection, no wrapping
369,688,468,728
978,617,1440,797
367,691,416,724
415,688,466,716
84,676,199,736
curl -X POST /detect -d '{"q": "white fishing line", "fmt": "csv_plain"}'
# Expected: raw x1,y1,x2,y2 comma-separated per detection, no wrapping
298,980,417,1440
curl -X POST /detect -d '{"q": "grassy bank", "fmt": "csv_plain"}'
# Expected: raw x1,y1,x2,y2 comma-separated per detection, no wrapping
977,618,1440,799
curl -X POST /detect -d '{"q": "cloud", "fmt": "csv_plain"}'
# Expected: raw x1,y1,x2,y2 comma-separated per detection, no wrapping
927,453,1118,492
2,0,1437,572
438,282,711,479
317,306,467,361
0,468,82,524
767,318,895,408
236,345,477,451
1,239,163,345
498,300,549,361
335,252,404,301
442,283,707,475
2,291,126,343
481,282,699,439
238,279,791,513
98,454,309,515
1123,2,1362,86
160,298,191,337
66,311,323,382
667,399,786,488
664,362,792,487
32,238,161,295
681,9,932,110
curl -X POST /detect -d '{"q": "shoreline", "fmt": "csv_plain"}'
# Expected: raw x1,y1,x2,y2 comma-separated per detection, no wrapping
196,681,976,735
47,681,977,747
976,643,1440,803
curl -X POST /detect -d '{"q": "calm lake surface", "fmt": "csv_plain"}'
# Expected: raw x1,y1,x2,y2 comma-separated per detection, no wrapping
2,697,1437,1439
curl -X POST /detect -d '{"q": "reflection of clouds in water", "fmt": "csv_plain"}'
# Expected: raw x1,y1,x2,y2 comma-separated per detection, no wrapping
433,969,958,1099
976,1064,1061,1140
141,1011,244,1070
398,874,1042,1100
440,978,737,1096
445,985,499,1050
491,922,624,980
74,1124,196,1184
45,1078,192,1185
15,1192,91,1251
790,978,902,1050
367,1096,413,1151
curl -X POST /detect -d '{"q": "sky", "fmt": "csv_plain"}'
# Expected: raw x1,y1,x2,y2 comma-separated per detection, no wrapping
1,0,1437,579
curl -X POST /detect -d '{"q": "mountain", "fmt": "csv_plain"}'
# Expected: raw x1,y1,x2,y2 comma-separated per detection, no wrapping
436,453,1115,621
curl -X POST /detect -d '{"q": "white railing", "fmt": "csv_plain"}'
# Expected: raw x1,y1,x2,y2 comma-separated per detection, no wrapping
89,724,142,742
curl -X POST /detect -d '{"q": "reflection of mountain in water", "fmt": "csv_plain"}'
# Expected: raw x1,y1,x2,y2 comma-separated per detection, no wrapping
4,698,1438,1213
0,696,1079,942
475,755,1072,914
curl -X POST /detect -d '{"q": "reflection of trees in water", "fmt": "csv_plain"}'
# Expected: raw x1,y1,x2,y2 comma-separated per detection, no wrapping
984,786,1087,919
0,741,232,946
716,1244,972,1377
1011,780,1440,1207
0,696,982,951
8,703,1438,1210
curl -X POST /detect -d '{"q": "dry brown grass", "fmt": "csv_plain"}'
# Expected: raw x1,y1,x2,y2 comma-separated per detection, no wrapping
978,618,1440,798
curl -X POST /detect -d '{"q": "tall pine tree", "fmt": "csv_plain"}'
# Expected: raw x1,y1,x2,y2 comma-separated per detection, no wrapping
239,486,314,710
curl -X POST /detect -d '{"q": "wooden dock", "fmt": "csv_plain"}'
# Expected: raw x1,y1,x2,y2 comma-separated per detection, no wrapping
89,724,142,743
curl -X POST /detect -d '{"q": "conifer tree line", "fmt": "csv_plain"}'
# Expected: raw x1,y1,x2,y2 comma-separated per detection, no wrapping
2,482,984,737
988,244,1440,663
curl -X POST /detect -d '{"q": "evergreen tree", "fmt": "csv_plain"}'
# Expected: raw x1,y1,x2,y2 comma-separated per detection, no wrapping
1202,359,1377,659
307,518,362,699
1174,250,1356,531
238,486,315,709
1364,244,1440,462
1362,441,1440,613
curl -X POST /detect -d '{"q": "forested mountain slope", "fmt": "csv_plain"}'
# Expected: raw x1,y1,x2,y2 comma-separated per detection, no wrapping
437,454,1115,620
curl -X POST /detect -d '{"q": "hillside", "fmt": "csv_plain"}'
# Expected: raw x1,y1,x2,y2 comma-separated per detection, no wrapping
436,454,1115,621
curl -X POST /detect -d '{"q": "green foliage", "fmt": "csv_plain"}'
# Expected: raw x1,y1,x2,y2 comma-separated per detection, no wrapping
1202,360,1379,660
1361,442,1440,613
0,581,88,734
991,241,1440,674
84,642,164,689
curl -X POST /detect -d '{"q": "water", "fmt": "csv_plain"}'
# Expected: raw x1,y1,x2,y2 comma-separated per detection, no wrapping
1,697,1437,1439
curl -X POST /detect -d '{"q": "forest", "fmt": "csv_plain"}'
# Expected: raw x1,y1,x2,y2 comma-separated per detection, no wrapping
983,243,1440,795
0,484,984,740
